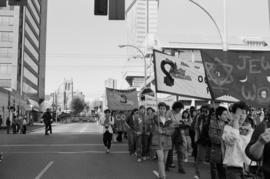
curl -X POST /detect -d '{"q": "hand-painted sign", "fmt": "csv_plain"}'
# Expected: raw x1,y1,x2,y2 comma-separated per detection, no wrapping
201,50,270,107
106,88,139,111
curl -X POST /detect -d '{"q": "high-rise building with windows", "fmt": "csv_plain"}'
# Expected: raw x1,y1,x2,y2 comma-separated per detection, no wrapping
126,0,158,49
0,1,48,114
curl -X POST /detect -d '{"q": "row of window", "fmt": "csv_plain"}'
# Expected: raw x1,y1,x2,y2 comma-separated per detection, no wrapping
24,52,38,73
23,82,37,95
0,16,13,26
24,67,38,85
25,8,39,36
25,37,39,60
0,31,13,42
25,22,39,48
28,0,40,24
0,63,12,74
0,47,12,57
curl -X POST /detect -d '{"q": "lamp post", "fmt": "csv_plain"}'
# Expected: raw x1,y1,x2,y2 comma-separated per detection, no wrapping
189,0,227,51
118,44,147,87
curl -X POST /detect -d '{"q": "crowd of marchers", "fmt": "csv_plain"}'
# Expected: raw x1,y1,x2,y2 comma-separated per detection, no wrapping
99,100,270,179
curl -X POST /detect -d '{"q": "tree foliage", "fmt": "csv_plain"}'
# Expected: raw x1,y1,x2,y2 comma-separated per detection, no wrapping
71,97,85,115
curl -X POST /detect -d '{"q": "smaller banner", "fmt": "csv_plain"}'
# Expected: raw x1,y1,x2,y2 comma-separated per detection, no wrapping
106,88,138,111
201,50,270,107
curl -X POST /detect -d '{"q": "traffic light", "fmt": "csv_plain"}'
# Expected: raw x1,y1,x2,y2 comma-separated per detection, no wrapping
8,0,27,6
109,0,125,20
94,0,108,15
0,0,6,7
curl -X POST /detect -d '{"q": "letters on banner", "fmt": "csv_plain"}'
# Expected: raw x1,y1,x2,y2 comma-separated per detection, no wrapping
201,50,270,107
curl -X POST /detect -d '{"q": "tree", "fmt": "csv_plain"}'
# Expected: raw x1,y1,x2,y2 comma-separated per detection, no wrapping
70,97,85,115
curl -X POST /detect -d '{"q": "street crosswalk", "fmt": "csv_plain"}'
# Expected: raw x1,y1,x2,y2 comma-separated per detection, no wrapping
30,122,103,134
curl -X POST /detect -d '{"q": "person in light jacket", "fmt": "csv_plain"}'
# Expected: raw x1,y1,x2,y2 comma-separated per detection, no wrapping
100,109,114,153
152,102,174,179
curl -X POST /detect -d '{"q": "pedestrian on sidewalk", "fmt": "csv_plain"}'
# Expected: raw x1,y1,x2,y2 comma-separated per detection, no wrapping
42,108,52,135
0,115,2,128
22,116,27,134
152,102,174,179
6,117,11,134
100,109,114,153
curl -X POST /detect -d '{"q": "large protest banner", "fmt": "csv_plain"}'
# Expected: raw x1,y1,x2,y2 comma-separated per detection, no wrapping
154,50,210,100
106,88,139,110
201,50,270,107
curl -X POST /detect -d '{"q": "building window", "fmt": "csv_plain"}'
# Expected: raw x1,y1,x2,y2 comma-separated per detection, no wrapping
25,38,39,60
0,63,11,74
0,79,11,88
26,9,39,35
24,52,38,73
23,82,37,95
0,48,12,57
0,16,13,26
24,67,38,85
25,23,39,48
0,32,13,42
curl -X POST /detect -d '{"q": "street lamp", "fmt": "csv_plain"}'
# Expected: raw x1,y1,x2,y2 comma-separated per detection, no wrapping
118,44,147,87
188,0,227,51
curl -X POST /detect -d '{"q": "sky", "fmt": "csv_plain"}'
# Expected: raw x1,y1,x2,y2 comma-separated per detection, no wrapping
45,0,132,101
45,0,270,102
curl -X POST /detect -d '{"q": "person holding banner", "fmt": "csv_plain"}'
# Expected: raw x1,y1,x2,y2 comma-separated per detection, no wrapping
100,109,114,154
222,101,253,179
152,102,174,179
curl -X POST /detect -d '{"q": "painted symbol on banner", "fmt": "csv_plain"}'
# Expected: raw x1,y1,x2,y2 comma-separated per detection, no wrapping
204,57,233,86
161,58,192,87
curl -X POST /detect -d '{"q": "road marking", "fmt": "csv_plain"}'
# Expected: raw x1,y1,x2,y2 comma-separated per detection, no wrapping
35,161,54,179
3,151,129,154
0,143,127,147
79,123,90,133
58,151,129,154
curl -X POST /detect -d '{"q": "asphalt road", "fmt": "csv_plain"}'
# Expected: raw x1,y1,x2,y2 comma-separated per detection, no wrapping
0,123,210,179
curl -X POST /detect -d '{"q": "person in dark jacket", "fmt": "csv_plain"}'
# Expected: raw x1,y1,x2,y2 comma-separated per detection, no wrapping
209,106,228,179
126,108,138,156
6,117,11,134
42,108,52,135
194,104,212,179
246,107,270,179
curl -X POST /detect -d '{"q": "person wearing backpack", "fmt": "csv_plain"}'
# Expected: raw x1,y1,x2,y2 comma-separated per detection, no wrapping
246,107,270,179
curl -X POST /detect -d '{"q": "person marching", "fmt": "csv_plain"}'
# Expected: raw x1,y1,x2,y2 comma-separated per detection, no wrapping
100,109,114,153
166,101,186,174
152,102,174,179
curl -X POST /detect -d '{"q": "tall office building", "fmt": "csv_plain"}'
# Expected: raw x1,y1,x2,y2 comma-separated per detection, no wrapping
126,0,158,49
0,1,48,113
105,78,117,89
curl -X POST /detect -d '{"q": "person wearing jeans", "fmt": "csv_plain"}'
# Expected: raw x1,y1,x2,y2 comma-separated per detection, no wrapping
101,109,114,153
152,102,174,179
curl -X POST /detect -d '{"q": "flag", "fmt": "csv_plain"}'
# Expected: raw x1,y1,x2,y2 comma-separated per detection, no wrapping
106,88,138,110
201,49,270,107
